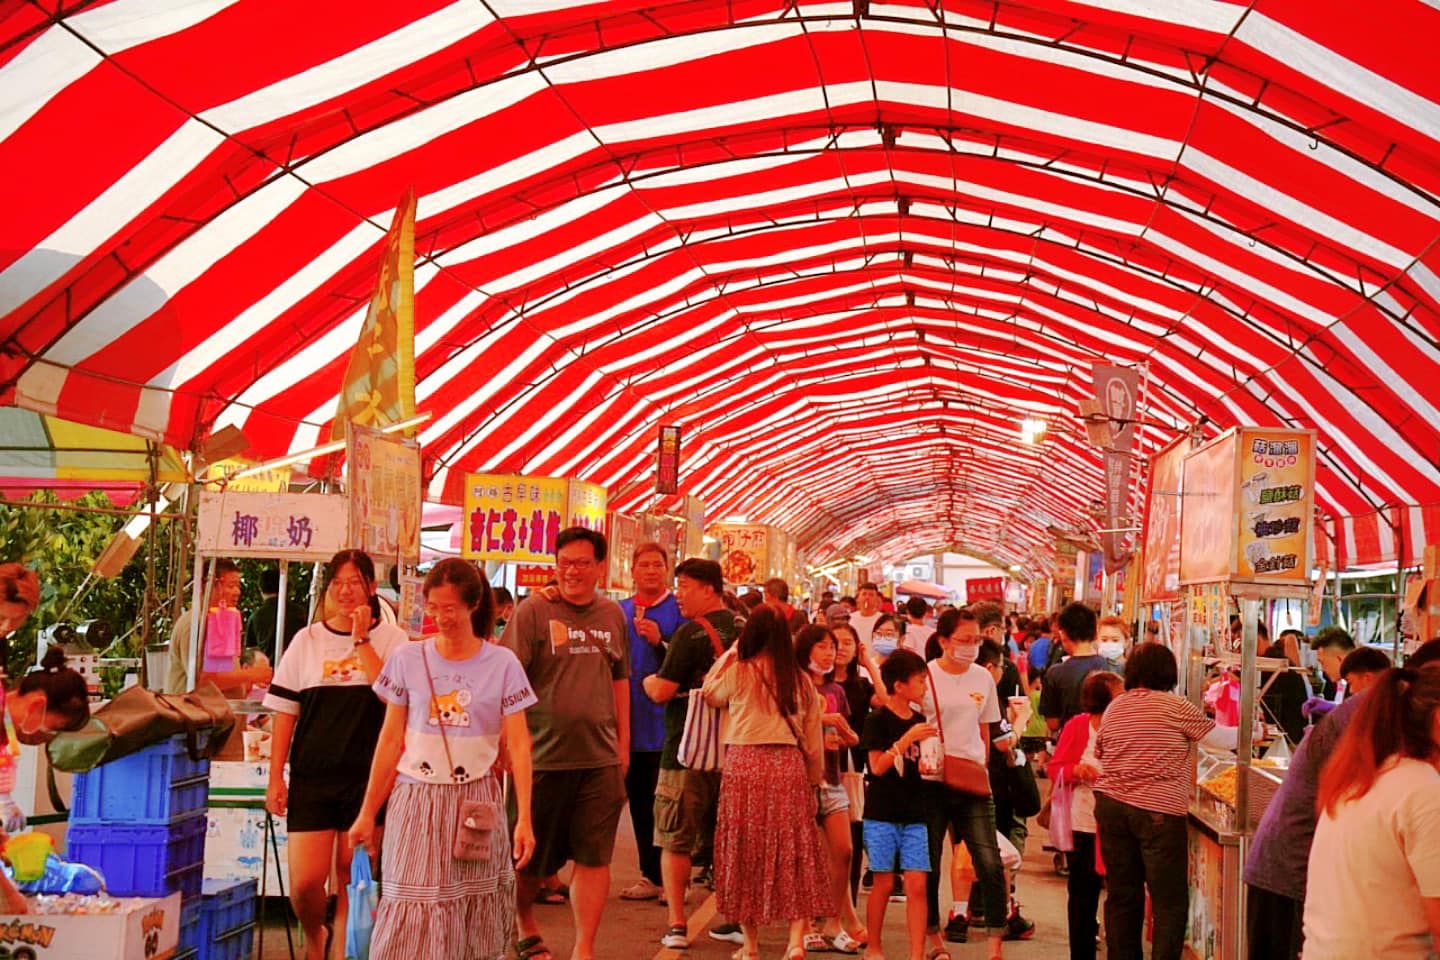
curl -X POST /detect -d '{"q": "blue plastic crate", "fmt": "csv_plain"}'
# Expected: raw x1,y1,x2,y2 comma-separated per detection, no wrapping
199,878,256,943
175,950,198,960
198,922,254,960
180,897,203,951
66,814,207,897
70,736,210,824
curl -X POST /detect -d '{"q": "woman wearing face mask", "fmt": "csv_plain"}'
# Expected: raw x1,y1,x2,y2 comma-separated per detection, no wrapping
918,609,1009,960
794,626,867,953
1095,617,1129,674
869,614,902,662
831,623,885,901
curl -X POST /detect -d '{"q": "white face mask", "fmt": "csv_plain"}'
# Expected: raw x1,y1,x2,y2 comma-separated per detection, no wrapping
808,660,830,677
947,643,979,668
872,636,898,657
1098,641,1125,661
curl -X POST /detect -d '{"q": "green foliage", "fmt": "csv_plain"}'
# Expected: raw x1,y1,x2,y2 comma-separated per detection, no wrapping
0,490,314,678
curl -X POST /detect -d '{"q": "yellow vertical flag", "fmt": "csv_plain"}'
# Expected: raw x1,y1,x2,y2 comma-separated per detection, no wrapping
331,189,418,442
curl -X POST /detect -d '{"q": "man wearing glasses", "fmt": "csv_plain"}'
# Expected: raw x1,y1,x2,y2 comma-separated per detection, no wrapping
501,526,631,960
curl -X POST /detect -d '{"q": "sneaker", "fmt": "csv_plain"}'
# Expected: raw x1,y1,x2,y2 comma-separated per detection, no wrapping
943,914,968,944
888,891,906,903
620,878,662,901
708,923,745,945
661,924,689,949
1003,909,1036,942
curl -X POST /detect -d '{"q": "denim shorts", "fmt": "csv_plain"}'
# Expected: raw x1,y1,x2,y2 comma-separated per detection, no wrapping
817,782,850,818
863,819,930,872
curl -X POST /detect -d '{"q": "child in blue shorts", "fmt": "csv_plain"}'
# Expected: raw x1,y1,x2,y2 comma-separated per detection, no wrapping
860,649,939,960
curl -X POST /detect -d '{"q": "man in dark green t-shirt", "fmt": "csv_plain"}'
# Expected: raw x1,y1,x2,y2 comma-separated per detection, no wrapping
642,558,736,949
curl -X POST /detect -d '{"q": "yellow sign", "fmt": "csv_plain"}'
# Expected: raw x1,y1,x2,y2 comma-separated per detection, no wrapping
566,480,608,533
1234,428,1315,584
204,459,290,493
462,474,567,562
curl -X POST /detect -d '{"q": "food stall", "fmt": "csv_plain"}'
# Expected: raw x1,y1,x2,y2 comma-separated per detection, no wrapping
1152,425,1317,960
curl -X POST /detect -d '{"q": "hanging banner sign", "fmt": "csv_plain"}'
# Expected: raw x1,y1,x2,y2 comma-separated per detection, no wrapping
347,423,421,564
657,425,681,495
1140,436,1188,603
1102,449,1131,574
197,491,347,561
567,480,608,532
683,495,705,558
1092,365,1140,452
965,576,1005,603
462,474,567,562
204,459,291,494
714,524,769,585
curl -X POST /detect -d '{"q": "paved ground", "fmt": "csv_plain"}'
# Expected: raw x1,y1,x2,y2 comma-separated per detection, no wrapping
258,792,1093,960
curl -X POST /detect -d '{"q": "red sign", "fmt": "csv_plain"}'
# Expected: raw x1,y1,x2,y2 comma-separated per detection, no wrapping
965,576,1005,603
516,564,555,589
657,425,681,495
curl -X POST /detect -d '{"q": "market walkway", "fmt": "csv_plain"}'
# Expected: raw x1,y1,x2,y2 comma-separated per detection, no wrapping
258,797,1095,959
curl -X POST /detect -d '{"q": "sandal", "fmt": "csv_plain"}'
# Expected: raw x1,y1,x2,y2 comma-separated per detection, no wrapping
803,931,829,951
925,949,952,960
730,950,760,960
515,935,554,960
534,884,568,905
831,929,867,954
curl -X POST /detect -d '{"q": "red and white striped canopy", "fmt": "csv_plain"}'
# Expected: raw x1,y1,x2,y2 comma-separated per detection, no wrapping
3,0,1439,573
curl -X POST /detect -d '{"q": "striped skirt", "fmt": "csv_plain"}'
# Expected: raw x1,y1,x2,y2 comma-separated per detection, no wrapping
715,744,835,925
370,776,513,960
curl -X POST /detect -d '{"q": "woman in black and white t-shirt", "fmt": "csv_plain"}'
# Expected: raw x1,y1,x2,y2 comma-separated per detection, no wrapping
263,549,406,960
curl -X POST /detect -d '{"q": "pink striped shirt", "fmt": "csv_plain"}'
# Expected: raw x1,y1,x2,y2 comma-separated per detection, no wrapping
1095,688,1214,816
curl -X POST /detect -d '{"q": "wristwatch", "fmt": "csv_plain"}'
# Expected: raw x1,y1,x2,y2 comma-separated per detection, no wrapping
353,635,371,646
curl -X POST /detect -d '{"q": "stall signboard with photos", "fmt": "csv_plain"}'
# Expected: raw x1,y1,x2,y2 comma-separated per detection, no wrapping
1179,427,1317,594
462,474,567,563
713,524,769,585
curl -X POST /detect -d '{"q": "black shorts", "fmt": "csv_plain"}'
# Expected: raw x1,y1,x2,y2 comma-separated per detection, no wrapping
511,765,626,877
287,777,383,833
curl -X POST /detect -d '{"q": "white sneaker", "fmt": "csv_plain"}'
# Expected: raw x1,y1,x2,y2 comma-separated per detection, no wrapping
661,925,689,949
620,878,662,901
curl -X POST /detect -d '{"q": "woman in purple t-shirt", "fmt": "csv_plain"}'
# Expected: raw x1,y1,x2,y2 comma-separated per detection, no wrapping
349,559,538,960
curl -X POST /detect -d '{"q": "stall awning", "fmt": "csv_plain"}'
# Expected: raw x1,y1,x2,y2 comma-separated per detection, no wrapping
0,408,188,501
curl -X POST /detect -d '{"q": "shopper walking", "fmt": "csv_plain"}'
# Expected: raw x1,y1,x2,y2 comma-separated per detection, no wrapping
619,542,684,902
641,558,737,949
265,549,407,960
1048,671,1123,960
832,622,883,901
918,608,1008,960
702,604,832,960
794,625,867,952
500,527,630,960
1303,663,1440,960
348,558,538,960
1090,643,1237,960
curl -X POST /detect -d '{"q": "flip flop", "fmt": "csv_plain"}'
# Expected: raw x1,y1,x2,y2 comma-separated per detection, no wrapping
534,885,568,905
515,935,554,959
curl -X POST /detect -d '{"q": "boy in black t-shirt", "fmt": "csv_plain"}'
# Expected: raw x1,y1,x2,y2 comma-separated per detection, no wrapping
860,649,938,960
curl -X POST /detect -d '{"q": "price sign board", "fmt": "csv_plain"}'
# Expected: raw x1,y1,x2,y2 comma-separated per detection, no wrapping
462,474,567,562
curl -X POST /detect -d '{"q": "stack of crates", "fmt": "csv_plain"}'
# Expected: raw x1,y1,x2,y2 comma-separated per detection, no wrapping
196,878,258,960
65,734,211,959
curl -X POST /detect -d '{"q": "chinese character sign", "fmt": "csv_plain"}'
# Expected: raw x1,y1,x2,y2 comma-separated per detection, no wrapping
965,576,1005,603
1140,437,1187,602
566,480,608,533
713,524,769,585
347,423,422,563
461,474,568,563
198,492,347,560
1234,428,1315,584
656,425,682,495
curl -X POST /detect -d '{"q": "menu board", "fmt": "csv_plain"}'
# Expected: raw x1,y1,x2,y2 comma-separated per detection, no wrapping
1140,436,1188,602
1178,427,1316,589
1234,428,1315,584
462,474,567,562
714,524,769,585
606,512,641,592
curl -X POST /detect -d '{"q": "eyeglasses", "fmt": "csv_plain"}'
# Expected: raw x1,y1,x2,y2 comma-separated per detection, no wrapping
874,629,900,637
556,558,597,570
331,577,367,591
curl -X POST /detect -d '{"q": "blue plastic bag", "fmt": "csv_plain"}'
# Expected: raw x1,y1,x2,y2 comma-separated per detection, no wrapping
4,854,105,895
345,847,378,960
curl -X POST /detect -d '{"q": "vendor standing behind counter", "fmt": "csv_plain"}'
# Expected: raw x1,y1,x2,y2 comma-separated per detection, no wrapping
165,559,273,695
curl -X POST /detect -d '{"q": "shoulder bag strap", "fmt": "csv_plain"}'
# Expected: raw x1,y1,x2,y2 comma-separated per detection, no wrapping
761,667,806,747
927,663,947,750
694,615,724,658
419,643,456,779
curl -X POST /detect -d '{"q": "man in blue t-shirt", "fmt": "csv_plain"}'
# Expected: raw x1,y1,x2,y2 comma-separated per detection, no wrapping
618,543,685,901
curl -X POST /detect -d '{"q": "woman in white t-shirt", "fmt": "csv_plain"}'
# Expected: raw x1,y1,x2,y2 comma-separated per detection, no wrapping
1304,663,1440,960
349,558,538,960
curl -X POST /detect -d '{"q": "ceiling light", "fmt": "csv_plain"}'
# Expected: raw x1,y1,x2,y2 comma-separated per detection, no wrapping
1020,418,1047,443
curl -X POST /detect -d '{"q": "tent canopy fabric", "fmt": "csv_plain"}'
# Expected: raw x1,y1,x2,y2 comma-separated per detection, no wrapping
0,408,188,500
3,0,1439,572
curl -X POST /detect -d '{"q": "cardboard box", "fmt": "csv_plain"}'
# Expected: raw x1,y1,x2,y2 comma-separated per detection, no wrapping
0,892,179,960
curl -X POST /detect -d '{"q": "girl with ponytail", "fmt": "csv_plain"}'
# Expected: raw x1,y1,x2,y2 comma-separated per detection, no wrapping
1304,664,1440,959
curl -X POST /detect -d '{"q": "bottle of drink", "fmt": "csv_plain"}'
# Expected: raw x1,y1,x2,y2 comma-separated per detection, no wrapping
919,735,942,776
